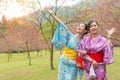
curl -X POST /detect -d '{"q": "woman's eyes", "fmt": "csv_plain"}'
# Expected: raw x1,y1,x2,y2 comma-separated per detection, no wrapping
90,25,97,27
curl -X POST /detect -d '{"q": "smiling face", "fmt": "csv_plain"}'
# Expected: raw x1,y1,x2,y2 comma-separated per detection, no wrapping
76,23,86,33
89,22,99,35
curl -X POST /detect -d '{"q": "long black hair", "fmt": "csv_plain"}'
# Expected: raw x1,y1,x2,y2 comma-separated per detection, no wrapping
82,23,89,37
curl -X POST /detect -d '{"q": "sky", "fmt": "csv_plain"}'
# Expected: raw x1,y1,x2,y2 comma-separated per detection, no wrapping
0,0,81,20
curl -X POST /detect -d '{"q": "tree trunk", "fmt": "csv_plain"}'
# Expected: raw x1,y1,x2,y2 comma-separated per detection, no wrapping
50,44,54,70
50,22,55,70
26,41,31,66
27,52,31,66
7,50,12,62
7,53,10,62
37,50,39,56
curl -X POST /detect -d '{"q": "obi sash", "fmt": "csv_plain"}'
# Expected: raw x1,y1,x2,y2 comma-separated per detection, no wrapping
77,56,84,70
88,52,104,63
63,47,77,61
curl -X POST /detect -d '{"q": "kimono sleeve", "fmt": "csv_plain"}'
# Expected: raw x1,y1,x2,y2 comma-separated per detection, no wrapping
103,42,114,64
51,21,72,50
78,39,85,53
78,37,89,59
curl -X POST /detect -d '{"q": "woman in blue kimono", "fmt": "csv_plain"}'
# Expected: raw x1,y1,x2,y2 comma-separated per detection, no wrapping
45,7,88,80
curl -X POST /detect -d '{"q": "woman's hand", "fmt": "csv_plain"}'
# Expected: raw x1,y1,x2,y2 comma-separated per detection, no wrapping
106,27,116,38
45,7,53,14
80,50,87,55
92,59,98,69
45,7,60,22
106,27,116,45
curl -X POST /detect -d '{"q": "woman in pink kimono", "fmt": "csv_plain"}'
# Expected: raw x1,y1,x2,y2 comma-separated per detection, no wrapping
78,20,115,80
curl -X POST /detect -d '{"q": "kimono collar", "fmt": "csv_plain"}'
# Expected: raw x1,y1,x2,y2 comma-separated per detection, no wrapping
89,34,101,41
76,34,83,42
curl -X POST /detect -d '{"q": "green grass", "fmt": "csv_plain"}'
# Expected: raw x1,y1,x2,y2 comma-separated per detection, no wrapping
0,51,59,80
0,48,120,80
107,48,120,80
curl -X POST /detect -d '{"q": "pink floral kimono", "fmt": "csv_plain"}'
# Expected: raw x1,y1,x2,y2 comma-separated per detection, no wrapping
78,35,114,80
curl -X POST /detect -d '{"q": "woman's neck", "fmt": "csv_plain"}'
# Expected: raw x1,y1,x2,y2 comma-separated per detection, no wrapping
77,33,83,41
91,33,99,40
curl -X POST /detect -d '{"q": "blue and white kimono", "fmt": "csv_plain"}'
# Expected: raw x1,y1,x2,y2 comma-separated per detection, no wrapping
52,21,84,80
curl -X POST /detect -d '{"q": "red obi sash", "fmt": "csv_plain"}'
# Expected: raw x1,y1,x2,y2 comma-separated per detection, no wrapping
77,57,84,70
88,52,104,63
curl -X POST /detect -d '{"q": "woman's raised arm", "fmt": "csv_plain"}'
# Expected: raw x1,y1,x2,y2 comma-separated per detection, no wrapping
45,7,61,23
106,27,116,45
